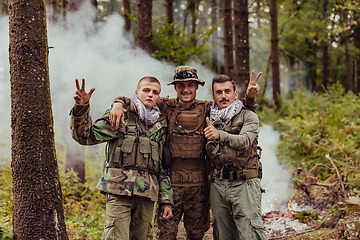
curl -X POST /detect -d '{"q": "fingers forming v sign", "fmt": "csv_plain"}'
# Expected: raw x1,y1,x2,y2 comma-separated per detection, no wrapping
246,70,262,99
73,78,95,105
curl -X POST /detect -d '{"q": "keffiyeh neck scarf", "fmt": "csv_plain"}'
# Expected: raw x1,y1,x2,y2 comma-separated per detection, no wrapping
131,95,160,128
210,99,243,130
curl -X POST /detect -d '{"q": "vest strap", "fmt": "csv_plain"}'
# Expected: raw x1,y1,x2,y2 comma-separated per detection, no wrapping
171,170,207,183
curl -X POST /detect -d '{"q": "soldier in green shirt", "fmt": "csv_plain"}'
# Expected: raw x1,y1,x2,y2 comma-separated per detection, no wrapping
70,77,173,240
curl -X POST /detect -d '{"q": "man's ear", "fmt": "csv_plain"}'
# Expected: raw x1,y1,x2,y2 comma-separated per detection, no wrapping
196,84,199,90
135,89,138,96
235,90,238,99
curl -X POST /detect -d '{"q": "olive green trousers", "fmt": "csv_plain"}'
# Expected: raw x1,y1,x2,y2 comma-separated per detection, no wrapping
210,177,267,240
103,193,155,240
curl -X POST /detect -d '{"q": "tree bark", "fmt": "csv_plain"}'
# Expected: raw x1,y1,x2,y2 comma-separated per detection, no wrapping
269,0,281,111
46,0,58,24
211,0,219,73
322,0,329,90
222,0,234,80
135,0,152,54
354,16,360,94
165,0,174,36
344,9,353,91
9,0,68,238
123,0,131,34
234,0,249,98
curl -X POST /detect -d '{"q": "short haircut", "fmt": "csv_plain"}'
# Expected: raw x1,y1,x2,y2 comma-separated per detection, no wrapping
137,76,161,90
212,75,236,93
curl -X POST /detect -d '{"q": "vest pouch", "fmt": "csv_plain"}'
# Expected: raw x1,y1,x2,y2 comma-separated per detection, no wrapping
109,138,125,168
169,132,204,159
205,141,221,167
136,137,151,169
148,141,160,172
120,135,137,168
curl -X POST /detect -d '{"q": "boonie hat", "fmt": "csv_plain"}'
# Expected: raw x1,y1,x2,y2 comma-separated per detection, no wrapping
167,66,205,86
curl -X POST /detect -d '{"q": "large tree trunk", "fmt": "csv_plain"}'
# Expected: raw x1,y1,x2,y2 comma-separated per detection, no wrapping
233,0,249,98
211,0,219,73
222,0,234,79
46,0,58,24
135,0,152,54
9,0,68,239
269,0,281,111
123,0,131,34
165,0,174,29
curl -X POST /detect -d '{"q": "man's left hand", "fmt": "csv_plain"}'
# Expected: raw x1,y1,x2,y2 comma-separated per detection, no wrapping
246,70,262,99
204,117,220,140
159,206,173,221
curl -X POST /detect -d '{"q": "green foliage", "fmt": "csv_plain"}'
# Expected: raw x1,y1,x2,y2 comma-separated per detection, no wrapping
152,19,219,65
259,84,360,188
0,165,13,240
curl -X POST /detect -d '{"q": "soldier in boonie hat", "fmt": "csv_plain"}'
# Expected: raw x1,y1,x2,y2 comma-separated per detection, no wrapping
167,65,205,86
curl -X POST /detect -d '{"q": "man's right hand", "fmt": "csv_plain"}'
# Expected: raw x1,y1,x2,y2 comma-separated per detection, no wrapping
246,70,261,99
73,79,95,105
110,102,125,129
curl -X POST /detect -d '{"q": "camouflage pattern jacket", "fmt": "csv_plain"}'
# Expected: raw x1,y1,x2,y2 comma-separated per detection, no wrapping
70,103,173,206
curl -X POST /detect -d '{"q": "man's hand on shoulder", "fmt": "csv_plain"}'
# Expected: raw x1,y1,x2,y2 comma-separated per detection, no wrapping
110,102,125,129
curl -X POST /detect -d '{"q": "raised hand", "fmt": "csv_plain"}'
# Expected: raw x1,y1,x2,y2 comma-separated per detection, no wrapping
204,117,220,141
110,102,125,129
246,70,262,99
73,79,95,105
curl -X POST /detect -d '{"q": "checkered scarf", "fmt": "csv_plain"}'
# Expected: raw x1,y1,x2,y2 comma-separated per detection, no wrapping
210,99,243,130
131,95,160,128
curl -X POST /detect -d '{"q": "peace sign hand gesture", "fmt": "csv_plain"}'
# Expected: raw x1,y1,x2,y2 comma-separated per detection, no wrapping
246,70,262,99
73,78,95,105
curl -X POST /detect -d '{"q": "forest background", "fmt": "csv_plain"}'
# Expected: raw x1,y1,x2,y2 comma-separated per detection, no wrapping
1,0,360,239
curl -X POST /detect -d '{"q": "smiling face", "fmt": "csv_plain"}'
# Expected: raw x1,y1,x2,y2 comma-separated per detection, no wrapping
213,81,238,109
135,78,161,111
174,80,198,107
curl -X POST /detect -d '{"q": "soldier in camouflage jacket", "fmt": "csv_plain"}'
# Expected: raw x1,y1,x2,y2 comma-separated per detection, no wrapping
70,77,173,240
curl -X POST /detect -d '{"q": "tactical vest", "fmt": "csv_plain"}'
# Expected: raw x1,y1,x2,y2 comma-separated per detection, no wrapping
166,99,207,159
106,110,162,173
206,109,262,180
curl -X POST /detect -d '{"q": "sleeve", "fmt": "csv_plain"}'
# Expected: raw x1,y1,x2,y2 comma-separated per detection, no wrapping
112,96,131,108
157,166,174,208
70,104,120,145
242,95,258,113
218,111,259,150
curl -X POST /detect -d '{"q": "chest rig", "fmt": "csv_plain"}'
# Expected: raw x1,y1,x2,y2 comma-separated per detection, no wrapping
106,109,162,173
206,109,262,180
166,99,207,159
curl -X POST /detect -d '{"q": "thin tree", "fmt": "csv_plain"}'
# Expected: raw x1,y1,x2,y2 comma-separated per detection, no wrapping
322,0,329,90
46,0,58,24
123,0,131,35
343,8,353,91
222,0,234,79
233,0,249,98
269,0,281,111
355,14,360,94
211,0,219,73
9,0,68,238
165,0,174,35
135,0,152,54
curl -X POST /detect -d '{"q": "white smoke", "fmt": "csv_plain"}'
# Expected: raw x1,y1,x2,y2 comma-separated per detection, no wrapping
259,124,292,213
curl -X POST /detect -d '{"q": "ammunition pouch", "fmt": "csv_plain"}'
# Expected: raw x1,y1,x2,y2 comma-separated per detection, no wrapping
162,145,172,169
169,131,204,159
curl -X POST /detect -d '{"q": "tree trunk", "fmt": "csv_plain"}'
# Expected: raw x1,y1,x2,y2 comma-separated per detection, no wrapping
165,0,174,33
66,142,86,183
9,0,68,239
354,16,360,94
90,0,98,23
123,0,131,34
211,0,219,73
344,10,353,91
135,0,152,54
68,0,84,12
62,0,67,22
269,0,281,111
234,0,249,98
222,0,234,79
46,0,58,24
322,0,329,90
260,54,271,107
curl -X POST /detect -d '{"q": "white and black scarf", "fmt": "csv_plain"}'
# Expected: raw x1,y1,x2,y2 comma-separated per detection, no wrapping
210,99,243,130
131,95,160,128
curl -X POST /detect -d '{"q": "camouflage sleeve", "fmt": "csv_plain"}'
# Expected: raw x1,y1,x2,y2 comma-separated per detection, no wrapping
112,96,131,108
70,104,119,145
157,166,174,207
242,95,257,113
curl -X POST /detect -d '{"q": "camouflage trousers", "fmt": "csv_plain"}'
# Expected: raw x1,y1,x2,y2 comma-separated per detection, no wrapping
210,177,267,240
103,193,155,240
156,185,210,240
